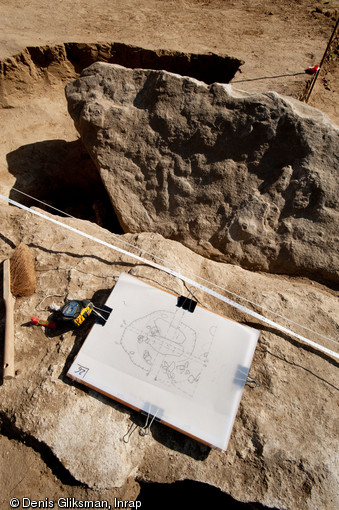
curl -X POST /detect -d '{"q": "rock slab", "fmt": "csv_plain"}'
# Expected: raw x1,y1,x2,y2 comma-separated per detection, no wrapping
65,63,339,282
0,203,338,510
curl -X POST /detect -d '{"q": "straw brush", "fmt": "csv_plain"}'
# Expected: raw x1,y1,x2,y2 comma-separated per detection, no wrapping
3,243,36,379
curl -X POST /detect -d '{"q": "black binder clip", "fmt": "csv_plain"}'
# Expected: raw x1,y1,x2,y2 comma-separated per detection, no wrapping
176,287,197,313
94,304,113,326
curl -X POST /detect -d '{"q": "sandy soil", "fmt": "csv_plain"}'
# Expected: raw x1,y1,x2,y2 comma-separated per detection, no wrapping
0,0,338,105
0,0,338,508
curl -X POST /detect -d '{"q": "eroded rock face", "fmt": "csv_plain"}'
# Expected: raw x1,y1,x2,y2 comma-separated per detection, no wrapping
0,203,338,510
65,63,339,282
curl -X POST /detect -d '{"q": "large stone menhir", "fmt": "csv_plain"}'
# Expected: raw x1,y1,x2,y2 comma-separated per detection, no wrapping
65,63,339,282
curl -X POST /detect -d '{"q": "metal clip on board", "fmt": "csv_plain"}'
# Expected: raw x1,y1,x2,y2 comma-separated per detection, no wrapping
176,287,197,313
246,375,262,389
139,407,160,436
122,404,162,443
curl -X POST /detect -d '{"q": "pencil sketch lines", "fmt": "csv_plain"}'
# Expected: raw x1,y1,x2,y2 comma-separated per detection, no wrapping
120,309,214,396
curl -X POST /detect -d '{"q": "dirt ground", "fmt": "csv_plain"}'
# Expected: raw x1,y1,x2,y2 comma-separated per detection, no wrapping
0,0,338,111
0,1,338,508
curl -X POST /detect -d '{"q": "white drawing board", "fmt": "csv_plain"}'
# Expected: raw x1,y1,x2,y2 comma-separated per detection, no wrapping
67,272,259,450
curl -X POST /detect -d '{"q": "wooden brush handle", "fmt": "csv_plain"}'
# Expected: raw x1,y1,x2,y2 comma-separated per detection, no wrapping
3,259,15,379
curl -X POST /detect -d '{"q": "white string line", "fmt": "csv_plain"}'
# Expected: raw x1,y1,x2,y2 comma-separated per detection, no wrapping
11,187,72,218
3,188,339,350
9,186,338,346
1,193,338,360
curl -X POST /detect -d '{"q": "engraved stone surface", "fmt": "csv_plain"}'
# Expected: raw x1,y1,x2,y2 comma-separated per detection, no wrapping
66,63,339,283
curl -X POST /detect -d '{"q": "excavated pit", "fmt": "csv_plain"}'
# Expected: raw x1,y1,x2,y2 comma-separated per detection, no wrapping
6,139,124,233
2,42,243,88
1,42,243,231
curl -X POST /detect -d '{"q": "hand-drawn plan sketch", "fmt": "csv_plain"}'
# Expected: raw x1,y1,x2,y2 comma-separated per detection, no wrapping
121,308,214,397
67,272,259,451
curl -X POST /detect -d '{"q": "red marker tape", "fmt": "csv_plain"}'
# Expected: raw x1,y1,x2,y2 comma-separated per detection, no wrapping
305,65,320,75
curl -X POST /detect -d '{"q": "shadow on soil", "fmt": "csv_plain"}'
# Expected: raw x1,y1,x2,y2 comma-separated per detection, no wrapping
6,139,124,234
138,479,277,509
